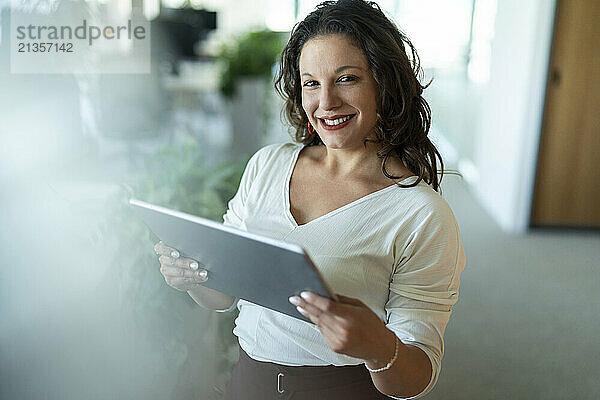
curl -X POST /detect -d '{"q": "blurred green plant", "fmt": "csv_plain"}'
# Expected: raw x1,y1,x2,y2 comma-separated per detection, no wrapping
217,29,285,99
95,137,250,399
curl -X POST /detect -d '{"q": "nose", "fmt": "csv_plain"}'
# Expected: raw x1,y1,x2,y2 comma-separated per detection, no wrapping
319,85,342,111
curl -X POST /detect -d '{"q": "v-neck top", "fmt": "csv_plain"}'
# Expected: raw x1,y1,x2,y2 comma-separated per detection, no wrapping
283,144,406,228
218,142,466,400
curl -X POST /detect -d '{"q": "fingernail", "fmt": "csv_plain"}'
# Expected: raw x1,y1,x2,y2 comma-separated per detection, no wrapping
170,250,180,258
296,306,307,315
196,269,208,280
189,261,199,270
300,291,312,301
288,296,300,305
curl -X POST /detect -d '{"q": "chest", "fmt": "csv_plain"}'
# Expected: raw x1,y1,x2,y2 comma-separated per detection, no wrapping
288,164,391,227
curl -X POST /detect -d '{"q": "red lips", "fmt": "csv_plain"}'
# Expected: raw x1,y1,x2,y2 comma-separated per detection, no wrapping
318,114,356,131
319,114,355,120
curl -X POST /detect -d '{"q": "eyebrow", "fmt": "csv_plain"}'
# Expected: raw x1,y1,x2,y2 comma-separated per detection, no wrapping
301,65,363,77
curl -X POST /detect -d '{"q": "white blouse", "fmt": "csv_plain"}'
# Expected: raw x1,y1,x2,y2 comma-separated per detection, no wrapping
216,142,466,400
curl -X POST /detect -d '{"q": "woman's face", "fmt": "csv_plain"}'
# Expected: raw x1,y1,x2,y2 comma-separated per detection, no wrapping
299,34,379,150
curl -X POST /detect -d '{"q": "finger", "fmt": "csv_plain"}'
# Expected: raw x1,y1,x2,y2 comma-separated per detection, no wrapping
158,255,203,271
158,255,175,266
295,305,337,336
335,294,365,307
295,304,318,323
154,241,180,258
292,294,347,332
289,295,316,321
164,273,208,290
293,297,334,327
296,301,326,322
161,266,208,281
154,241,172,255
174,257,204,271
300,291,338,313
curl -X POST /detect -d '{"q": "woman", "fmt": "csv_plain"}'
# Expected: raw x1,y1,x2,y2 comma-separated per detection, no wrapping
154,0,466,399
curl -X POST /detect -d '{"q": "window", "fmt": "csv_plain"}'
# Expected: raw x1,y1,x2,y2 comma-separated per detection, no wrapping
394,0,474,70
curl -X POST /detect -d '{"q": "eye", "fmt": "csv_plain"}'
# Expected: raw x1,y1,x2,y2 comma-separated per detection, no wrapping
338,75,358,83
303,80,319,87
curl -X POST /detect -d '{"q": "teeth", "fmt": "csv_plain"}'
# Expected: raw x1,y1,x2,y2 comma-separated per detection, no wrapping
322,115,352,126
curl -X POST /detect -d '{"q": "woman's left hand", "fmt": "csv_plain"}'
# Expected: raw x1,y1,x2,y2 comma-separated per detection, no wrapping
288,292,394,363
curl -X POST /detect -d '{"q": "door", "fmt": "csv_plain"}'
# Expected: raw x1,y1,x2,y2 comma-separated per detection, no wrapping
531,0,600,228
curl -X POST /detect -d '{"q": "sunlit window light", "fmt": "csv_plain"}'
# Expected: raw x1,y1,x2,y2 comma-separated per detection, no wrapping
296,0,321,22
394,0,473,70
189,0,203,9
468,0,497,84
161,0,185,9
261,0,477,74
143,0,160,20
375,0,398,17
291,0,474,71
9,0,61,13
267,0,398,31
265,0,296,32
116,0,133,19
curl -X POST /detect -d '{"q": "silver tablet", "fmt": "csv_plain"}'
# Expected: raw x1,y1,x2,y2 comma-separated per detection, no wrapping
129,198,338,324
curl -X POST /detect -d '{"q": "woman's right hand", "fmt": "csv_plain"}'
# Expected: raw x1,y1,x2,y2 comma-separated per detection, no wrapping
154,241,209,292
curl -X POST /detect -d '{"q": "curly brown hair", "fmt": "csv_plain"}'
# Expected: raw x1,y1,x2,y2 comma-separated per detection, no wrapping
274,0,449,193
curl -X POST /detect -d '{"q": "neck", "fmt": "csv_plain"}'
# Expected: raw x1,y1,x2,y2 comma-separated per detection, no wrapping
312,141,412,184
318,140,385,180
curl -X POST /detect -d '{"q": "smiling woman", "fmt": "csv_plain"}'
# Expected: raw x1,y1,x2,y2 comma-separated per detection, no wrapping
299,35,379,150
153,1,466,399
275,0,445,193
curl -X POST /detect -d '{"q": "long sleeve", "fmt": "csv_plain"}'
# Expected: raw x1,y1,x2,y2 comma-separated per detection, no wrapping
214,148,263,313
221,148,262,228
384,205,466,399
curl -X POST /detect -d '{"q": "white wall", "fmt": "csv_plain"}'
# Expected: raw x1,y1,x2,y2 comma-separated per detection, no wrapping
468,0,557,233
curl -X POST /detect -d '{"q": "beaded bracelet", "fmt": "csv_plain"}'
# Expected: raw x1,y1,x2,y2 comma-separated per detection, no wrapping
365,335,400,373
